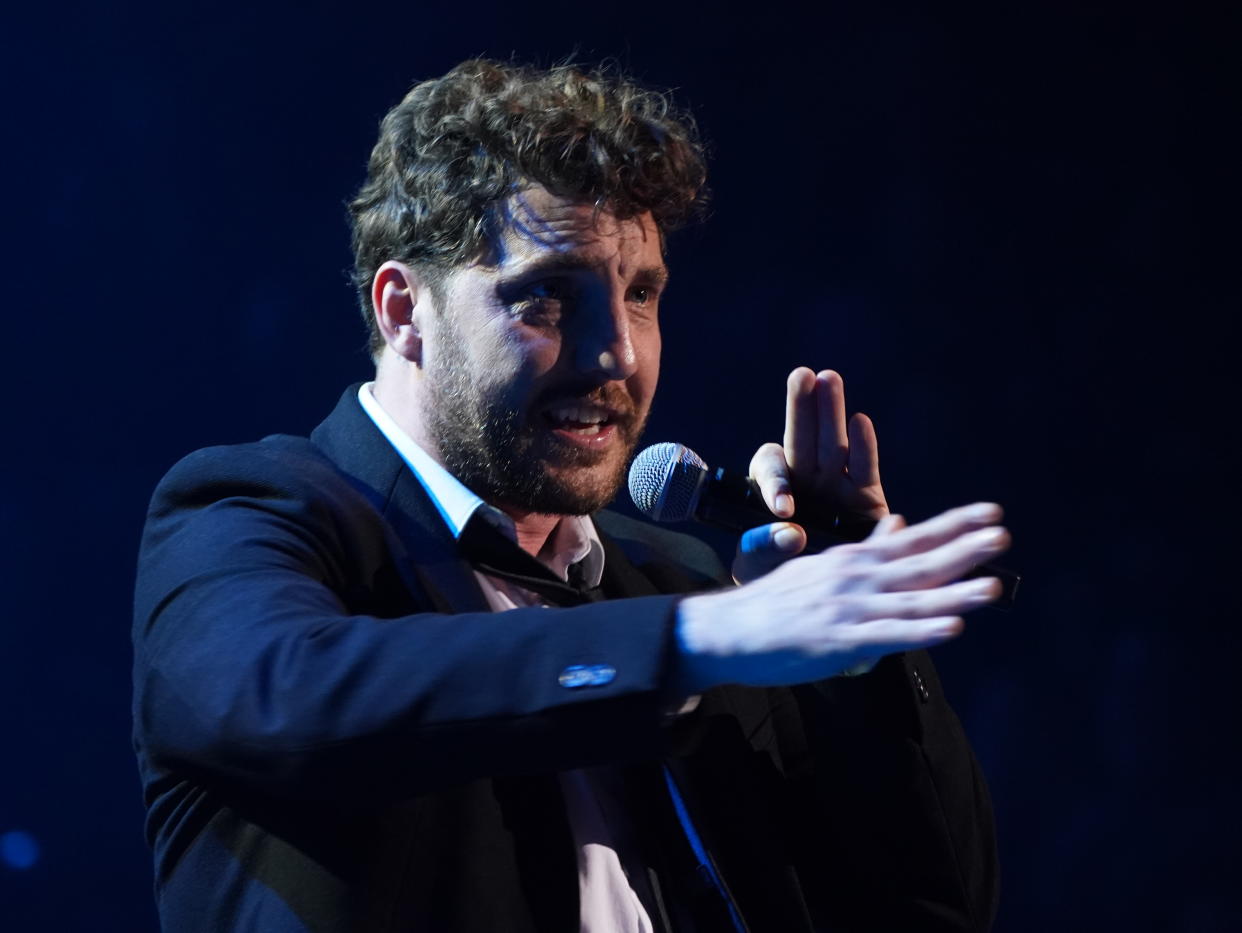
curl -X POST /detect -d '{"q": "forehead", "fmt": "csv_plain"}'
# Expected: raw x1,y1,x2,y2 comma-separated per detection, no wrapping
489,186,664,272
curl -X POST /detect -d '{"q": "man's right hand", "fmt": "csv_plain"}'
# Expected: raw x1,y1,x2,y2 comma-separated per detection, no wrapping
673,502,1009,693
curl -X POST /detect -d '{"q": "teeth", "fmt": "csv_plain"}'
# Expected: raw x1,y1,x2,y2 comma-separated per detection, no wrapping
546,404,609,425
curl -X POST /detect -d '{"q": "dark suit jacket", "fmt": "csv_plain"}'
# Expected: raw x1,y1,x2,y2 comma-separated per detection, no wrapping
132,386,999,932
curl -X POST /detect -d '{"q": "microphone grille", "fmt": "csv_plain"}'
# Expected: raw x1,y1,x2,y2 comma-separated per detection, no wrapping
628,442,709,522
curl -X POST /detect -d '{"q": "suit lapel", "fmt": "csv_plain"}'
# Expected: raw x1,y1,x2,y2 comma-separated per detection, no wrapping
385,470,494,615
308,384,490,616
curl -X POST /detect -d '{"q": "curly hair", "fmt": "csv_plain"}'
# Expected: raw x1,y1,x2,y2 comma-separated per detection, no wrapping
348,58,709,358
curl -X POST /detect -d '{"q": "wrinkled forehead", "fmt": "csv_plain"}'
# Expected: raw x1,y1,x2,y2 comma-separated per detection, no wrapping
484,186,663,268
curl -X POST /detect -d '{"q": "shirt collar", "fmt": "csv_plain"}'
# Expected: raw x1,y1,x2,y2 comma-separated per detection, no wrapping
357,383,604,586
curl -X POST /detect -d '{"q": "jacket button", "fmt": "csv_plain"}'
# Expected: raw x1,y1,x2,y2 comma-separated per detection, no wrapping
558,665,617,688
912,666,931,703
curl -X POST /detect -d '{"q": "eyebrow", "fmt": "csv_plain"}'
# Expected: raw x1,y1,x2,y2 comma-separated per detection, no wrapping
499,253,670,288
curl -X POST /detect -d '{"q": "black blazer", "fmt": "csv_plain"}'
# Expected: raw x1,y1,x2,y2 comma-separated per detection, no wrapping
132,386,999,932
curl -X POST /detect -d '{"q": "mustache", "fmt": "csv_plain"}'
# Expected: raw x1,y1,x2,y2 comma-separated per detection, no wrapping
532,382,638,422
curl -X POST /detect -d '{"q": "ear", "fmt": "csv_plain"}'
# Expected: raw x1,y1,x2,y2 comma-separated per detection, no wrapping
372,261,434,364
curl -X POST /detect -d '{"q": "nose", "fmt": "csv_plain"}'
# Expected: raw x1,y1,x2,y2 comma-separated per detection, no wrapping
574,292,638,380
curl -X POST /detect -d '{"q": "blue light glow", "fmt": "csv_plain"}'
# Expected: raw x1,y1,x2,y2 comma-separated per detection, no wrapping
0,830,40,870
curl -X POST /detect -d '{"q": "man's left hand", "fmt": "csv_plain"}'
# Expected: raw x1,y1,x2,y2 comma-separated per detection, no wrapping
733,367,890,584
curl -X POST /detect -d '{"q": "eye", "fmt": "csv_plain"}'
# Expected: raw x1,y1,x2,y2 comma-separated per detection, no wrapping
628,283,664,313
506,277,572,323
527,278,571,301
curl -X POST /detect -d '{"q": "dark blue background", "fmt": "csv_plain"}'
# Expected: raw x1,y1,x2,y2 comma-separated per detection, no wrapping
2,1,1236,929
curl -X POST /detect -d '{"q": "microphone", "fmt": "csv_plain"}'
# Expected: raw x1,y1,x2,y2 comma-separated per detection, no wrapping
628,442,1019,609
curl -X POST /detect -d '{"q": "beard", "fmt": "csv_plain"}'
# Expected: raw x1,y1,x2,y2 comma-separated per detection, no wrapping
423,339,647,516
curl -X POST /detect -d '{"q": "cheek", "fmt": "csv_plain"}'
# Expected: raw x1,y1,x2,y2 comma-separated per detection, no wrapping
632,328,661,405
477,327,560,396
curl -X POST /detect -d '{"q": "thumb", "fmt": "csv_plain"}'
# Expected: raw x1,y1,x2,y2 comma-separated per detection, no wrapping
732,522,807,584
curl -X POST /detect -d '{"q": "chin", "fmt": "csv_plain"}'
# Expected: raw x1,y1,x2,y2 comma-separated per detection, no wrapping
530,460,628,515
542,475,623,514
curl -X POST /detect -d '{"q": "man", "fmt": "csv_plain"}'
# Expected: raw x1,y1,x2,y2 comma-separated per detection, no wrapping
133,59,1005,932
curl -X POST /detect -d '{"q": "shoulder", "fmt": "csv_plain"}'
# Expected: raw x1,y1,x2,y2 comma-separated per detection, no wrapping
594,509,731,589
143,434,385,549
136,434,406,611
157,434,335,491
151,431,384,507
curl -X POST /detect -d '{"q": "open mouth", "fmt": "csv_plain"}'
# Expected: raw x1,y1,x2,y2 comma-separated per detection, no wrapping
540,401,621,437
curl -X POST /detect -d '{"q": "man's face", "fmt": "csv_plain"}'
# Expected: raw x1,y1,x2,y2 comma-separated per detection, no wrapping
420,187,666,515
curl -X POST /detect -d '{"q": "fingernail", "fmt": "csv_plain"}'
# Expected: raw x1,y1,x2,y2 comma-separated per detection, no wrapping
970,502,1002,521
970,578,1000,600
983,527,1009,550
775,493,793,515
773,525,802,550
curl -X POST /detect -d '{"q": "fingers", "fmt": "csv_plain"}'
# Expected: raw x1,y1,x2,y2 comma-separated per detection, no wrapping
782,367,874,485
815,370,849,475
732,522,808,584
749,442,795,518
800,614,968,660
858,577,1002,620
808,580,999,656
867,513,907,537
847,412,880,488
841,616,966,655
679,500,1007,689
783,367,818,477
868,502,1003,559
875,524,1010,592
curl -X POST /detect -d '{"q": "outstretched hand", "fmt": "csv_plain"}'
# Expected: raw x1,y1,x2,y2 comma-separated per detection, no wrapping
680,503,1009,692
734,368,890,584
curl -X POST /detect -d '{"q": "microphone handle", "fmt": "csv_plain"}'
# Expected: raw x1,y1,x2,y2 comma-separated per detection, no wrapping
693,468,1020,611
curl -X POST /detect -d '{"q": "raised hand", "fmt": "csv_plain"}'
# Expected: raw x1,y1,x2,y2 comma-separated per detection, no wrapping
734,367,889,584
678,503,1009,692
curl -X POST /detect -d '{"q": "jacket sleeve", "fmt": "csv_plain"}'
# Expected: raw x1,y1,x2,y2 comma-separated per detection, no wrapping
132,444,683,802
